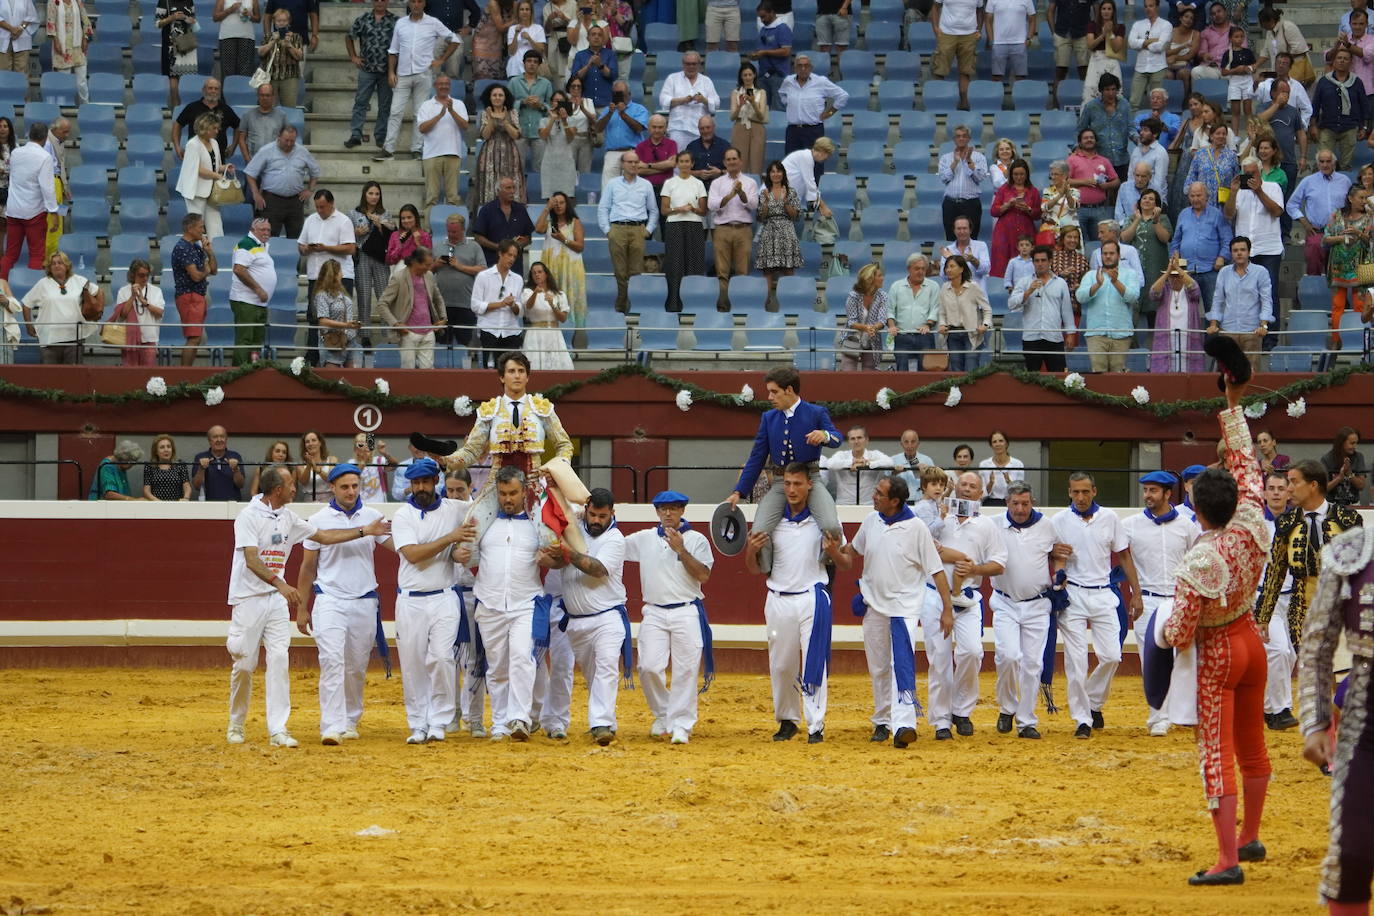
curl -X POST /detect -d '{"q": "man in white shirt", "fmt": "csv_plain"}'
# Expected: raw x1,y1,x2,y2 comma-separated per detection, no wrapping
295,463,395,745
1127,0,1172,107
623,490,716,745
1050,471,1144,738
744,466,851,743
924,471,1007,739
990,482,1063,739
378,0,460,161
931,0,985,110
780,138,835,223
984,0,1035,83
469,239,525,361
1088,220,1144,279
1121,470,1201,736
228,217,276,367
658,51,719,150
822,425,894,507
0,121,57,277
297,189,358,361
225,466,388,747
415,74,468,222
440,471,486,737
1223,156,1285,311
1253,54,1313,129
847,475,953,747
391,458,473,744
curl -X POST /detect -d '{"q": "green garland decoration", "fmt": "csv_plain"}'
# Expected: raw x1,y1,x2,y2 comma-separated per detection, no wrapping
1,360,1371,421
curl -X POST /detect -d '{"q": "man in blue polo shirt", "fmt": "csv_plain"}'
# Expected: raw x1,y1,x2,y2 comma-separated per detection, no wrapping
749,1,793,109
194,425,246,501
596,79,649,188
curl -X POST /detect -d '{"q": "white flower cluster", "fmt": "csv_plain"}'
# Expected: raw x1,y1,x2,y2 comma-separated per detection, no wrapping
1244,401,1268,420
944,386,962,408
1286,398,1307,419
374,378,390,396
145,377,167,397
736,383,754,405
453,395,473,416
675,390,693,412
1063,372,1086,390
203,386,225,406
1130,385,1150,405
876,387,895,410
290,356,306,376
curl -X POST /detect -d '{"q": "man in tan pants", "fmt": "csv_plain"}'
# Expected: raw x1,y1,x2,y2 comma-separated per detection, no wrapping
707,147,758,309
416,76,467,223
597,152,659,312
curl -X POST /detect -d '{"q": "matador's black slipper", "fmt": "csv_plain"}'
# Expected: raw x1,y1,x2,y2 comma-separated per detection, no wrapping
1203,335,1253,392
1187,866,1244,886
410,432,458,456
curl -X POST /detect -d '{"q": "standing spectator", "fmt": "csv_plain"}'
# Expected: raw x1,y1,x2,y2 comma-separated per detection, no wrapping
597,152,657,312
257,8,304,107
930,0,984,110
472,176,535,271
988,138,1016,190
538,90,578,199
143,435,191,502
823,426,894,502
345,0,397,150
295,430,337,503
565,77,599,174
1049,0,1092,95
349,432,393,502
45,0,93,106
379,246,446,368
1130,119,1170,198
980,430,1025,506
19,251,100,364
704,0,739,51
1312,47,1370,171
1052,224,1089,310
0,116,15,219
570,25,617,110
193,425,245,501
1127,0,1170,108
509,50,553,172
1088,218,1142,278
243,125,320,238
534,193,586,326
838,264,886,371
1008,244,1076,371
1322,426,1368,506
596,80,648,188
780,137,833,223
1120,188,1171,326
375,0,460,162
1323,184,1371,346
1114,160,1152,223
298,189,357,360
729,63,768,174
1170,181,1230,306
0,122,56,277
156,0,197,108
1147,256,1205,373
887,253,940,371
989,158,1041,278
1206,235,1272,364
1081,0,1124,105
635,114,679,191
110,259,165,367
755,159,802,307
314,260,362,367
778,53,848,154
468,84,524,209
0,0,36,74
984,0,1035,85
677,0,703,51
264,0,318,50
1075,239,1139,371
214,0,260,80
937,215,991,291
1288,149,1351,277
1256,7,1313,86
814,0,850,54
469,238,524,363
1190,1,1235,79
505,0,545,76
1221,25,1256,134
937,123,989,239
171,213,217,366
660,150,707,311
90,442,146,501
1224,156,1284,309
749,3,791,109
687,115,730,191
176,114,235,240
660,52,719,150
1078,75,1132,178
1066,128,1118,241
433,212,485,342
238,85,288,162
42,118,70,262
1329,12,1374,101
349,182,394,334
228,217,275,365
543,0,577,82
708,147,758,309
1037,159,1080,244
1257,80,1306,196
1255,55,1313,129
521,261,573,370
416,75,468,221
172,78,240,165
472,0,513,81
938,254,992,370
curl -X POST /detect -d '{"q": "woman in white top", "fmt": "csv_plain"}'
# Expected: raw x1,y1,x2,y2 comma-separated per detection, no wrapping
564,75,599,173
538,89,580,199
212,0,260,79
350,432,394,503
522,261,573,370
295,430,337,503
979,429,1025,506
543,0,578,82
21,251,103,364
175,112,234,239
0,277,19,364
110,259,166,367
989,138,1017,191
659,150,707,311
505,0,546,77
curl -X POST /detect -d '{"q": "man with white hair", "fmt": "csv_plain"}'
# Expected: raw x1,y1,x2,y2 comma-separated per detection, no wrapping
822,426,894,507
1114,161,1155,225
659,51,719,150
1128,118,1169,197
1088,220,1143,279
1132,88,1181,147
1223,157,1284,311
778,54,849,154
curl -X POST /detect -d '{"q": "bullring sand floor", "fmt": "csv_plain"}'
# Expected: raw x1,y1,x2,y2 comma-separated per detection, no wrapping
0,668,1333,914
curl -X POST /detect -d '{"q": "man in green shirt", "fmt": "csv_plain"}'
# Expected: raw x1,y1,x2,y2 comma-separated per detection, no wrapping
508,50,554,172
885,253,941,371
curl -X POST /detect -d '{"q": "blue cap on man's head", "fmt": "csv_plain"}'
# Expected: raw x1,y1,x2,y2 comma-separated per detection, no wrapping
1140,470,1177,488
652,490,690,505
404,457,441,480
1181,464,1206,481
327,462,362,483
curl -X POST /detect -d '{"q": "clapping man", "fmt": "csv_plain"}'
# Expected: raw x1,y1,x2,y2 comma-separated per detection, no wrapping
1008,244,1076,371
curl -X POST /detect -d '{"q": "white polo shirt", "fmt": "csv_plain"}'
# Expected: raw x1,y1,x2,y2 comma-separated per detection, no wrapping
987,0,1034,43
303,499,390,599
472,513,543,612
1051,506,1129,588
228,494,318,603
298,210,357,280
767,512,843,593
229,234,277,304
393,497,468,593
1121,509,1200,595
939,512,1007,592
388,13,458,77
560,525,627,615
624,526,714,607
1232,182,1285,257
416,97,469,160
851,512,944,618
991,513,1061,601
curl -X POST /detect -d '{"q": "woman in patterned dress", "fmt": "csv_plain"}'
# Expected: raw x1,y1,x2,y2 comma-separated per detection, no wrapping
142,434,191,501
1037,160,1080,246
535,192,587,326
1325,185,1371,350
473,0,515,80
1051,224,1089,313
755,160,802,307
155,0,197,108
470,83,525,209
350,182,395,332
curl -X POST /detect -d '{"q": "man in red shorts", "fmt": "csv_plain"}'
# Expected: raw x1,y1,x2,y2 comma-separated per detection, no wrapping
170,212,218,366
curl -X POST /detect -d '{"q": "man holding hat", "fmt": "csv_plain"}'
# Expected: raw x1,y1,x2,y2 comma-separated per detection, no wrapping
1122,469,1201,736
743,462,851,743
391,457,474,744
295,462,395,745
624,490,716,744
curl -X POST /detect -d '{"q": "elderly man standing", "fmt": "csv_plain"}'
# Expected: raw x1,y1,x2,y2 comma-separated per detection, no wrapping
345,0,398,150
1076,239,1139,372
416,74,469,221
1009,244,1076,371
886,253,940,371
228,217,276,366
375,0,460,162
433,212,484,346
570,25,617,109
707,147,758,309
1133,88,1181,147
1089,220,1144,280
1129,118,1169,198
1171,181,1231,305
778,53,848,154
687,115,730,190
472,176,535,272
660,51,719,150
1288,149,1352,277
173,77,240,163
0,122,56,277
596,80,649,188
937,124,989,240
238,84,289,162
42,117,70,260
1115,161,1154,224
597,152,658,312
243,125,321,238
823,426,894,507
635,114,679,192
1207,236,1273,364
930,0,984,111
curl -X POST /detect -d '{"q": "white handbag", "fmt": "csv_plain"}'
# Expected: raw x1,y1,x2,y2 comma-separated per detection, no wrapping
248,45,278,89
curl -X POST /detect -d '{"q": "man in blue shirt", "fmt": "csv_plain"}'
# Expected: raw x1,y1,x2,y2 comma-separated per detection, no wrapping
1207,236,1273,365
193,425,245,501
1075,240,1140,372
749,1,793,109
1169,181,1230,307
1311,47,1371,170
1009,245,1077,371
596,80,649,188
571,25,618,109
1288,149,1352,276
597,151,658,311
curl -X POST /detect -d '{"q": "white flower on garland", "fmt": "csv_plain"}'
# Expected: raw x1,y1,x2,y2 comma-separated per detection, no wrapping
203,386,225,407
1130,385,1150,405
944,386,962,408
290,356,306,376
675,389,693,412
453,395,473,417
1287,397,1307,419
1064,372,1086,390
736,383,754,405
374,377,390,396
145,376,167,397
1244,401,1268,420
876,387,895,410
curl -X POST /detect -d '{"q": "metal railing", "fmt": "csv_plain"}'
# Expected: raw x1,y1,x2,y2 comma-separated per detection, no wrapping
0,459,86,499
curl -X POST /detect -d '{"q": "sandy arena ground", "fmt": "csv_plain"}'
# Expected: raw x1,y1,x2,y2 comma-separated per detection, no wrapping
0,666,1335,915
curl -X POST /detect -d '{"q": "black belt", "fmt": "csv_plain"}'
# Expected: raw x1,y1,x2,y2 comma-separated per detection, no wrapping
563,605,622,619
649,600,695,608
994,588,1045,603
769,588,811,596
398,588,448,597
612,220,646,226
263,190,304,199
1140,589,1173,598
1068,581,1113,590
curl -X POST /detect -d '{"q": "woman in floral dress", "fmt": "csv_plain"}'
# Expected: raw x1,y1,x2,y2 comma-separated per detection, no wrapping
1324,185,1371,349
754,160,802,307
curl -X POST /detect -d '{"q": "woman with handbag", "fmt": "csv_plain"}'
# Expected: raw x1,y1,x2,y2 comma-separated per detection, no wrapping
109,259,166,367
19,251,104,365
349,181,395,336
839,263,888,371
258,8,304,107
1184,122,1241,207
1257,7,1314,87
175,113,234,240
729,63,768,176
1324,184,1372,349
755,159,802,307
314,259,363,367
155,0,198,108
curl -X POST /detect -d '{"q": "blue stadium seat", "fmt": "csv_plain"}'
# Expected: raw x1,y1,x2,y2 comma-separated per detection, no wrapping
88,79,127,107
1298,275,1330,310
582,240,613,274
1193,77,1226,101
583,307,629,352
838,80,871,110
1038,110,1078,144
855,206,900,242
742,310,787,350
1266,346,1313,372
824,281,853,314
907,204,943,241
863,173,906,209
0,71,27,102
77,132,120,170
118,199,160,236
848,110,889,145
85,43,127,80
68,165,111,204
819,172,857,213
644,22,677,52
727,275,768,311
117,166,159,201
1012,81,1048,112
1338,311,1368,357
123,134,165,170
876,80,915,111
988,287,1009,316
223,75,255,108
20,102,60,129
883,51,920,82
890,140,929,176
880,245,910,278
629,274,670,312
920,81,959,112
906,23,935,55
705,50,738,85
839,49,876,82
1055,79,1084,107
845,140,886,175
690,310,735,351
673,276,715,315
799,241,823,273
896,110,936,138
776,275,820,312
635,310,681,355
124,102,165,137
1030,139,1068,166
864,28,900,52
70,205,112,236
131,45,165,76
372,346,402,368
77,104,117,140
39,71,77,106
109,234,153,269
992,111,1031,146
585,275,618,310
967,80,1004,112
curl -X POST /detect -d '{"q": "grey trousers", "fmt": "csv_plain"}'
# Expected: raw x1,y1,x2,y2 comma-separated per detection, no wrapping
750,470,842,571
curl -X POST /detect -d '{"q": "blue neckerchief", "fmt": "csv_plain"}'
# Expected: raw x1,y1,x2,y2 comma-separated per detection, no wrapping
1183,495,1194,510
694,598,715,693
1005,509,1043,529
1070,501,1101,518
406,494,439,519
656,520,692,537
497,511,530,520
1144,505,1179,526
1263,505,1275,521
531,594,552,661
368,593,391,678
783,504,812,524
800,583,832,696
329,497,364,519
879,506,916,526
889,617,922,714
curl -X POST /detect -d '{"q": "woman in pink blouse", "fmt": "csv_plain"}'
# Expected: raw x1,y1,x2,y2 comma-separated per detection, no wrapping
385,204,433,267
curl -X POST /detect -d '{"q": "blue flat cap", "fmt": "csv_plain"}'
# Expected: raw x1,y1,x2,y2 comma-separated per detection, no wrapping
404,457,441,480
652,490,691,505
1140,470,1177,488
1181,464,1207,480
327,462,362,483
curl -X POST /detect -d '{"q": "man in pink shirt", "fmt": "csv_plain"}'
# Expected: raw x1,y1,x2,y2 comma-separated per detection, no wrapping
635,114,679,191
1194,1,1244,78
707,147,760,309
1328,9,1374,95
1065,128,1119,241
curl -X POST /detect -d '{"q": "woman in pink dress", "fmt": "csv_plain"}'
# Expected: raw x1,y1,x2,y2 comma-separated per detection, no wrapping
988,159,1041,279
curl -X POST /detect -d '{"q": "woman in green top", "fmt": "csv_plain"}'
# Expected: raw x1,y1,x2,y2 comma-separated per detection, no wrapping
89,440,146,501
1121,188,1172,328
1255,136,1287,191
1323,185,1372,350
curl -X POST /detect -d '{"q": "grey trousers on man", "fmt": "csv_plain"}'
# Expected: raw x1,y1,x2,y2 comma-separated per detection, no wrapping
750,468,842,573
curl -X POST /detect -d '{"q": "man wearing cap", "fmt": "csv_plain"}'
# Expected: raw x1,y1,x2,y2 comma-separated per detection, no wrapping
295,463,395,746
1122,469,1201,736
391,457,474,745
727,366,843,574
225,466,390,748
624,490,716,745
743,462,851,743
1180,464,1206,523
1256,469,1299,731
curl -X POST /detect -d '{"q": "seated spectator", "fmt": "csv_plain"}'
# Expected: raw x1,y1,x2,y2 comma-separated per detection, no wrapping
1163,6,1199,97
143,434,192,501
839,263,887,371
110,259,166,367
989,158,1041,278
937,215,991,291
660,150,708,311
385,204,433,267
1038,159,1081,245
176,113,236,240
45,0,94,106
379,248,446,369
533,193,586,326
258,8,304,107
1134,91,1182,149
708,147,758,309
1082,0,1126,106
172,77,240,164
247,439,292,496
938,254,992,371
238,84,289,162
1147,255,1205,372
214,0,261,81
755,160,803,307
20,250,102,365
1115,160,1153,224
90,441,145,501
522,261,573,370
469,83,525,210
295,430,338,503
1322,426,1368,506
193,425,244,500
314,259,362,367
538,90,578,199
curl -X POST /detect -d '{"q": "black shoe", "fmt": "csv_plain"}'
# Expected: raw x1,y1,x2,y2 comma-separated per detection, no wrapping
773,720,799,742
372,150,393,161
1075,723,1092,739
997,712,1014,734
1188,865,1244,886
935,728,952,740
1018,726,1042,739
1270,709,1299,730
893,727,917,748
1237,840,1266,862
870,724,891,743
1091,710,1105,730
344,136,362,148
1263,712,1276,729
807,729,824,744
952,715,974,736
374,134,386,148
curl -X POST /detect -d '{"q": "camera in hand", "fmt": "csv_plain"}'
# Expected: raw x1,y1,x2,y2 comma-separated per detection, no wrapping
611,89,625,105
1241,175,1257,191
556,99,572,116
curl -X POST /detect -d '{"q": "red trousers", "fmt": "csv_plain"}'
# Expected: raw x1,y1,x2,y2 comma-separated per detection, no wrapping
1195,616,1271,803
0,213,47,277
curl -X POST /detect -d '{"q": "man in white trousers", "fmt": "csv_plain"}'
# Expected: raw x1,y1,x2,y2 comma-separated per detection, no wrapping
226,466,388,747
472,465,547,741
924,471,1005,739
1051,471,1144,739
1258,469,1299,731
539,488,630,746
845,475,954,748
1121,470,1201,736
624,490,716,745
530,566,574,739
391,458,473,744
743,462,852,743
443,470,488,738
990,482,1064,739
295,463,395,745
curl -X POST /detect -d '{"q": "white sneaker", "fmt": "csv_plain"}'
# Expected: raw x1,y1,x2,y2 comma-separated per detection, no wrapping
321,732,342,746
426,727,446,743
950,588,978,609
671,728,690,745
650,720,668,738
1149,722,1170,737
445,719,461,734
509,720,530,742
469,724,488,739
269,732,299,748
226,725,245,744
406,729,427,744
341,728,361,740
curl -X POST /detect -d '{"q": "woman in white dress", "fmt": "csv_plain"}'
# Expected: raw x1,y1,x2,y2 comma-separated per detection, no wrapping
20,251,104,364
538,90,580,199
175,113,233,239
522,261,573,370
505,0,546,77
978,429,1025,506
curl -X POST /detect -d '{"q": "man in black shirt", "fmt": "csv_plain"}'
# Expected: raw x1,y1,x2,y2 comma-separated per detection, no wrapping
1049,0,1093,93
173,78,242,162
